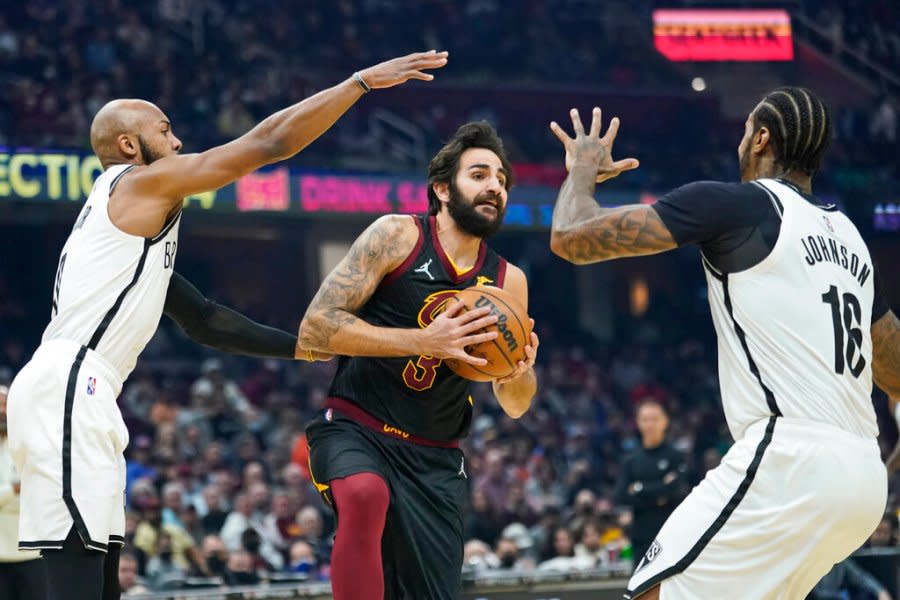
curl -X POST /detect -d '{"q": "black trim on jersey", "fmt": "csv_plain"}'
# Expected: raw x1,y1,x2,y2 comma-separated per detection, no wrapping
774,178,839,212
108,165,137,194
149,211,182,245
109,535,125,545
19,540,64,550
87,239,151,350
701,255,724,281
721,276,782,417
62,345,106,553
625,416,777,600
750,180,783,218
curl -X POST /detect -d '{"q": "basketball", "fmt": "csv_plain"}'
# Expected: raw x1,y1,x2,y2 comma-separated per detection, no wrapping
444,285,532,382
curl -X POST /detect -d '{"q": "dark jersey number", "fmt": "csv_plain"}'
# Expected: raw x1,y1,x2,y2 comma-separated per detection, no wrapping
821,285,866,378
51,253,67,316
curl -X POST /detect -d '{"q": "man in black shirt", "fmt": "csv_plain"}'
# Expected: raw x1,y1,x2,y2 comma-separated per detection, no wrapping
615,401,687,565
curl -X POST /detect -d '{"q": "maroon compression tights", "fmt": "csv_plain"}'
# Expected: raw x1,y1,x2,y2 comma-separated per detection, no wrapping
329,472,390,600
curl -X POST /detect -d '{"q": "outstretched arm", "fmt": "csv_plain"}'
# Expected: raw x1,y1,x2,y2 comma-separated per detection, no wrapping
299,215,498,365
549,107,677,265
164,272,327,360
116,51,449,236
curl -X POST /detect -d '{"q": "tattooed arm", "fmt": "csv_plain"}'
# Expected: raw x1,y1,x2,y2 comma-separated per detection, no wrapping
548,108,677,265
299,215,498,363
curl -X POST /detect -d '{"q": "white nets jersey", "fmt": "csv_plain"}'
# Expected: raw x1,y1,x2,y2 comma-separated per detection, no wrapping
704,179,877,441
41,164,181,382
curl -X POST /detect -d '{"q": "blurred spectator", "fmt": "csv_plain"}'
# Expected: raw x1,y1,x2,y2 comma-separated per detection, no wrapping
868,513,899,548
288,540,320,578
465,488,503,546
199,534,230,580
200,484,229,535
145,530,185,590
133,496,205,575
241,528,278,572
118,551,149,596
538,526,594,572
475,448,509,516
225,549,260,586
811,558,892,600
0,385,45,600
614,400,688,563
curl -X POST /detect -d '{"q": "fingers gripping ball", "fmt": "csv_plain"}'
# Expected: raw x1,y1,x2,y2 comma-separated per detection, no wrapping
445,286,531,382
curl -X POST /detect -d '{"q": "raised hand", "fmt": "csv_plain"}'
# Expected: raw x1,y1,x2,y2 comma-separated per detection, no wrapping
358,50,449,90
419,299,498,366
550,107,639,184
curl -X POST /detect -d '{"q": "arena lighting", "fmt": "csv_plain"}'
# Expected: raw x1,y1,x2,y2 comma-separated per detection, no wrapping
653,9,794,61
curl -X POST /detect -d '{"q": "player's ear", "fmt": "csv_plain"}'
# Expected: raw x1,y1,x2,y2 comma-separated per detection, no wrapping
432,181,450,203
753,126,771,155
118,134,139,161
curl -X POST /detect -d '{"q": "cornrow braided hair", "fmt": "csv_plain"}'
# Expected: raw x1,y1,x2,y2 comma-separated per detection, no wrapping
753,87,832,176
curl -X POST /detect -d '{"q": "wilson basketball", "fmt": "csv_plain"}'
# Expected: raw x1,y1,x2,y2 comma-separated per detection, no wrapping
444,285,531,382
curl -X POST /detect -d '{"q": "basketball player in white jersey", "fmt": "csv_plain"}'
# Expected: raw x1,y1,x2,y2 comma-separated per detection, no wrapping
5,50,449,600
548,87,899,599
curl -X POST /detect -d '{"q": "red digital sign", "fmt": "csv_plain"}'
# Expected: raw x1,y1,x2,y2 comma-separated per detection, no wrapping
653,9,793,62
236,168,289,212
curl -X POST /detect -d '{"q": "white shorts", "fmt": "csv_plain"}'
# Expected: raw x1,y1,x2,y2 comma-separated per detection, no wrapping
7,339,128,552
625,416,886,600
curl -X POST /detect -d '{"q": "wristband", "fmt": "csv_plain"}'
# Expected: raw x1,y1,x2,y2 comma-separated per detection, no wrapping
353,71,371,94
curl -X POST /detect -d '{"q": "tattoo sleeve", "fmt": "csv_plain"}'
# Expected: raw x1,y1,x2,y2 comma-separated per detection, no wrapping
299,215,419,356
873,310,900,399
550,165,677,264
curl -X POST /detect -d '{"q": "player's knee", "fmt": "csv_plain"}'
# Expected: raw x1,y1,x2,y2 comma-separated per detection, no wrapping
333,472,389,518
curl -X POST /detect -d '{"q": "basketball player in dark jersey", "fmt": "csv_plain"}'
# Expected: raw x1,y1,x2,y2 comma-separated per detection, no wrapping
299,122,539,600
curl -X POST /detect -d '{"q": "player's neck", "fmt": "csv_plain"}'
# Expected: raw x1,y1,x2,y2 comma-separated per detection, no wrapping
435,212,481,269
776,172,813,195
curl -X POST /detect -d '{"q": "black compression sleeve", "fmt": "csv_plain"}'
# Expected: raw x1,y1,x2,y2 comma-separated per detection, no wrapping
163,272,297,359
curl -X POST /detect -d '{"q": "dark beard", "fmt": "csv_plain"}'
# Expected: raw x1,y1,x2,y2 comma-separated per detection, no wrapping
137,135,163,165
446,182,505,238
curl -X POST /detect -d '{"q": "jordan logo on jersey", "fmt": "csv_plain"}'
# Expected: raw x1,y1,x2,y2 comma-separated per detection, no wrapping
415,259,435,280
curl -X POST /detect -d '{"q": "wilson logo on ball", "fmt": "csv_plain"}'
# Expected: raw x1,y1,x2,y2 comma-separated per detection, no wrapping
474,295,519,352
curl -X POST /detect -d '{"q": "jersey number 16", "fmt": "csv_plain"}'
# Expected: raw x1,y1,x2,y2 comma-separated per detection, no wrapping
821,285,866,378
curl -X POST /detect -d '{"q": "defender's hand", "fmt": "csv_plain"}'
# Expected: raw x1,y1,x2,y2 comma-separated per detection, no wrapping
419,300,498,366
494,324,539,384
358,50,449,90
550,107,639,184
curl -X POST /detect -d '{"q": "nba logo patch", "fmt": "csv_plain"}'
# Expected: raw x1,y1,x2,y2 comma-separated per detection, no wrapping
822,215,834,233
325,408,333,422
86,377,97,396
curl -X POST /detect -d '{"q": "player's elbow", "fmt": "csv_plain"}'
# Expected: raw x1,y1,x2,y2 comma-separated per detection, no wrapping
550,229,585,265
298,313,328,352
